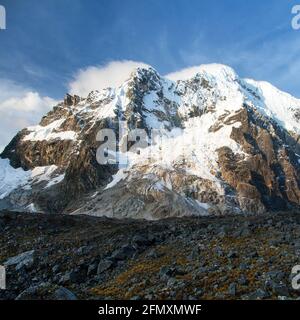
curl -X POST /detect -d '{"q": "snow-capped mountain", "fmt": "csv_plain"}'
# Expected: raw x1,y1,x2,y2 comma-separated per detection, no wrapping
1,64,300,219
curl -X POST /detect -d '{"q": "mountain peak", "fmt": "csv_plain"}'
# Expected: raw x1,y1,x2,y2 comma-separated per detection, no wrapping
194,63,238,81
128,66,161,84
134,65,159,74
166,63,238,83
0,63,299,218
63,93,81,106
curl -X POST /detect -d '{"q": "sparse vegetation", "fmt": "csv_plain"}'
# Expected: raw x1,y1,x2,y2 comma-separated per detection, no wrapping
0,210,299,300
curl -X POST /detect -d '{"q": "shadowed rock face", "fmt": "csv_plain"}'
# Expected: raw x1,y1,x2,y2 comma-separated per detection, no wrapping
0,65,299,218
1,97,118,213
217,107,300,213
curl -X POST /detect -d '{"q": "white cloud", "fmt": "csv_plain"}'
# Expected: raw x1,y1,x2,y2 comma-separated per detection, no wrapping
0,79,57,152
165,65,205,81
165,63,231,81
68,60,150,97
1,92,55,112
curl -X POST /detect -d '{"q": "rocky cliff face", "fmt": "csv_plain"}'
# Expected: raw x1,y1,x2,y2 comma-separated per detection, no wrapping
0,64,299,218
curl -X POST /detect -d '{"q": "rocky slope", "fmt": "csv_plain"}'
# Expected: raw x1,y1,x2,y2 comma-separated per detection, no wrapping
0,210,299,300
0,64,300,218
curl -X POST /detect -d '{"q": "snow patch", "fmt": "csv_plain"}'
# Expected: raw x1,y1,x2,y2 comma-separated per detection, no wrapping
44,173,65,189
0,159,65,199
0,159,30,199
24,119,77,142
26,203,38,213
105,169,128,190
242,79,300,135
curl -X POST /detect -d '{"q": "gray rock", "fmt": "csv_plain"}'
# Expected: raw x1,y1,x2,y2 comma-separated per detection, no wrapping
0,220,4,231
53,287,77,300
76,246,89,255
239,263,249,270
228,283,237,296
159,266,174,280
110,245,136,261
52,265,60,273
16,286,40,300
233,228,251,238
167,278,177,287
227,250,238,259
59,273,71,285
218,231,226,238
69,267,87,284
193,288,204,297
15,283,49,300
131,235,152,248
248,250,258,258
240,228,251,237
219,226,230,236
87,263,98,276
272,284,289,297
187,247,200,261
293,240,300,250
266,270,285,282
97,260,113,275
269,239,281,247
238,275,249,286
146,249,162,259
130,295,142,300
4,250,35,270
247,289,270,300
214,246,224,257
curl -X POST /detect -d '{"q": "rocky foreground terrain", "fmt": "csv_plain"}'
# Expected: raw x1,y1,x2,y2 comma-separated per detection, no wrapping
0,210,299,300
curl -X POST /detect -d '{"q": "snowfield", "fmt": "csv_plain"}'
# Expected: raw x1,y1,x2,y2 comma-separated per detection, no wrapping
0,159,64,200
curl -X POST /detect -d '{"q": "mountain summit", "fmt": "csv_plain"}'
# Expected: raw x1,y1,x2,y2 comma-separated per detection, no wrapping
1,64,300,219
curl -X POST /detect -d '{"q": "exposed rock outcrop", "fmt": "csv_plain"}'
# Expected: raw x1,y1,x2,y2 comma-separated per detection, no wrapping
0,64,299,218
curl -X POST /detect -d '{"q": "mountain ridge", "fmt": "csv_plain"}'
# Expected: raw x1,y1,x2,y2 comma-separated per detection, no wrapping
0,64,300,218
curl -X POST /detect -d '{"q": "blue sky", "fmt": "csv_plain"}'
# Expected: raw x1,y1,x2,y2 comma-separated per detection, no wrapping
1,0,300,98
0,0,300,150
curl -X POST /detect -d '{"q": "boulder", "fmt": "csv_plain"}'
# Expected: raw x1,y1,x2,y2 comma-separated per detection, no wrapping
4,250,35,270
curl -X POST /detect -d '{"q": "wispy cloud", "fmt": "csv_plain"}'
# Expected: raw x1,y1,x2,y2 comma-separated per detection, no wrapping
0,79,57,152
68,60,149,96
